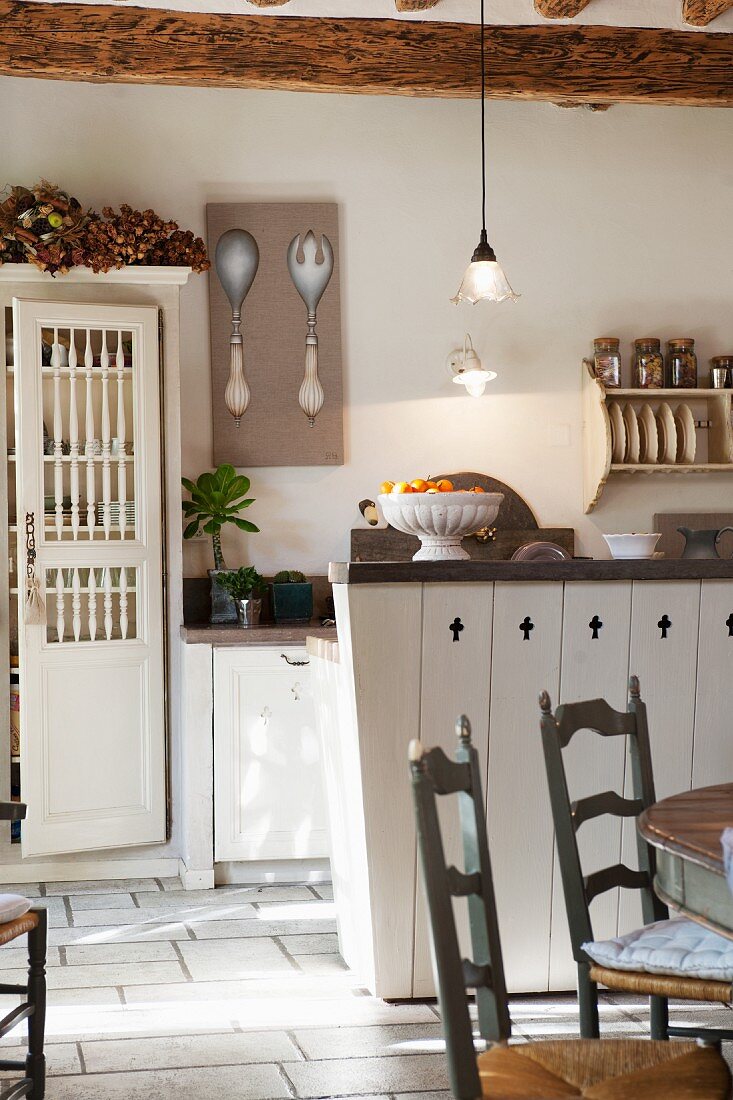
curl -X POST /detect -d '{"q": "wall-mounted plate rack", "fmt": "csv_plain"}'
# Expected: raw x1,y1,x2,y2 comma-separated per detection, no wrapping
582,360,733,513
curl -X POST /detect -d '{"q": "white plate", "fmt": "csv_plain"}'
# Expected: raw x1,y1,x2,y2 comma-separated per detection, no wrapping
674,403,696,464
638,404,658,464
622,404,640,464
656,402,677,464
609,402,625,463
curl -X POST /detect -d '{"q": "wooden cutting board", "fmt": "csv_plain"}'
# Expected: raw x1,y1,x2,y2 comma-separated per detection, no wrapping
654,513,733,560
353,471,575,562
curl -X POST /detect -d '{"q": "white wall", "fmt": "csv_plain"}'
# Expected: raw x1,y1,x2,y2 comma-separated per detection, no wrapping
3,77,733,572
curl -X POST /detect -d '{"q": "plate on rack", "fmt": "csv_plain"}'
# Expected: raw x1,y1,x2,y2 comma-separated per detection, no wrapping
622,404,640,464
511,541,572,562
656,402,677,464
638,404,658,464
608,402,625,463
674,403,696,464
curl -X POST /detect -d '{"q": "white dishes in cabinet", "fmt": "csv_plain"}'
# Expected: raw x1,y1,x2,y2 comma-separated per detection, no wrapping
609,402,626,463
622,403,640,464
638,404,658,464
656,402,677,464
674,403,696,464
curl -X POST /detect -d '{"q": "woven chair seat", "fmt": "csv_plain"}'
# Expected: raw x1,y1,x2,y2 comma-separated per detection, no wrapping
0,913,39,948
589,963,732,1003
477,1038,730,1098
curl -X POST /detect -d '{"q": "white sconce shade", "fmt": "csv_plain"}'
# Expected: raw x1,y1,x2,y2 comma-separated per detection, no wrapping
448,334,497,397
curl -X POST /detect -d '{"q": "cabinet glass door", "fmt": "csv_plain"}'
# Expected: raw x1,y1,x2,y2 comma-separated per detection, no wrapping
14,299,166,856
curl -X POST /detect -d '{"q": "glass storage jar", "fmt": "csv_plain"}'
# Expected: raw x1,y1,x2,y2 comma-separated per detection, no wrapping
711,355,733,389
633,338,664,389
667,338,697,388
593,337,621,388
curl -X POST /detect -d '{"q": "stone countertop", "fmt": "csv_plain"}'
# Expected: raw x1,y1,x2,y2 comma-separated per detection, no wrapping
181,620,338,645
329,559,733,584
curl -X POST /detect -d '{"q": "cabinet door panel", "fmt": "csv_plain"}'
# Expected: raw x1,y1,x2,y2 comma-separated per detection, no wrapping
214,648,328,862
619,581,701,934
488,582,563,993
413,583,493,997
550,582,632,989
693,581,733,789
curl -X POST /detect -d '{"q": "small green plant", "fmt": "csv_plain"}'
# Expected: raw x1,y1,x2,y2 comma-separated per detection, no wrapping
181,464,258,571
273,570,307,584
214,566,266,601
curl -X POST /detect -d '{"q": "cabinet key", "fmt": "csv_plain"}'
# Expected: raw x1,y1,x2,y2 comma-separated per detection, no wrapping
281,654,309,666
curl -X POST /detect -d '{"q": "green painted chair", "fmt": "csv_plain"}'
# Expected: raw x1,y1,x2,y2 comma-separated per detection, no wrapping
409,718,731,1099
540,676,733,1045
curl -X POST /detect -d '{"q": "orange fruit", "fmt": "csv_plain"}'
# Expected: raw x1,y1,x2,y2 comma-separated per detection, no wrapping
425,487,439,494
436,479,454,493
379,481,395,495
392,481,413,494
410,479,429,493
470,485,485,493
425,481,438,491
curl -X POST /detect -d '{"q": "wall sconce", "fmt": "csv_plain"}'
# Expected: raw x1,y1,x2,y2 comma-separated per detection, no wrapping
446,334,496,397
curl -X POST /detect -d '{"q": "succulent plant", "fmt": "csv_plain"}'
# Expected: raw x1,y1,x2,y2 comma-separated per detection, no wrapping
273,570,307,584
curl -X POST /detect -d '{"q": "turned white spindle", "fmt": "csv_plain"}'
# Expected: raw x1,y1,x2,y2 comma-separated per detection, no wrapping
87,568,97,642
116,331,127,539
119,567,129,640
55,568,65,643
103,568,113,640
68,331,80,539
101,331,112,540
52,332,64,540
84,330,96,539
72,568,81,642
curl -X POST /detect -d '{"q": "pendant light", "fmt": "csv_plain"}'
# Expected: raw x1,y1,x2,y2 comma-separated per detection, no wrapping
451,0,519,306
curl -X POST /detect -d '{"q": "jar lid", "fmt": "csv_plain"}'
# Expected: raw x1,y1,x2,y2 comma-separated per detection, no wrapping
634,337,661,348
594,337,619,347
668,338,695,348
711,355,733,365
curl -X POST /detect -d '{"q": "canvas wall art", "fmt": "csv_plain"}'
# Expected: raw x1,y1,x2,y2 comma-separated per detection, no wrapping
207,202,343,467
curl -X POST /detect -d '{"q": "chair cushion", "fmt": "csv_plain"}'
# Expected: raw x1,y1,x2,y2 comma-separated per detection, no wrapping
0,895,31,924
582,917,733,981
477,1039,730,1099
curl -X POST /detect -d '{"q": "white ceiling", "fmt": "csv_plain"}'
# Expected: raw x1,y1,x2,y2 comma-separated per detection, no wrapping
32,0,733,32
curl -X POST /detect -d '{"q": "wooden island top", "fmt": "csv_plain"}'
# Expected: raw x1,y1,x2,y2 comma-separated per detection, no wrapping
330,559,733,584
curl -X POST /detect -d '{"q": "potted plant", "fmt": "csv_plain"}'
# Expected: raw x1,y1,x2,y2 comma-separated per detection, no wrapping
272,570,313,625
214,567,266,628
181,464,259,623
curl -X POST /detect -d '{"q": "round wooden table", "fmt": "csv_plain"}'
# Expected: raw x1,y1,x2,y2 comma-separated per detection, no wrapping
638,783,733,940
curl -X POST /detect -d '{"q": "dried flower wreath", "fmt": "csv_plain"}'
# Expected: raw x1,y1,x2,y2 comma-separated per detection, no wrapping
0,180,209,276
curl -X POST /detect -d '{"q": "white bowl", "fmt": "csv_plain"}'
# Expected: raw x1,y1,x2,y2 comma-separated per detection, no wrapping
379,491,504,561
603,533,661,560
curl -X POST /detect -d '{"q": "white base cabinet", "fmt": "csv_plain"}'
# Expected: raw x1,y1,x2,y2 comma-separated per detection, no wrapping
214,647,329,863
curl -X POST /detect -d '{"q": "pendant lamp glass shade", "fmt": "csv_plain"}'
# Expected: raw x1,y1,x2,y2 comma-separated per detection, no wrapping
452,0,519,305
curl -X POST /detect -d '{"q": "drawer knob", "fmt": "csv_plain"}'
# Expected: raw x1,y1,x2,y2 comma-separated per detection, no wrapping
281,654,309,666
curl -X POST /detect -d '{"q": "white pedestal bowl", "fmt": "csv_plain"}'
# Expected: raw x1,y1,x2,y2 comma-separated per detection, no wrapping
378,492,504,561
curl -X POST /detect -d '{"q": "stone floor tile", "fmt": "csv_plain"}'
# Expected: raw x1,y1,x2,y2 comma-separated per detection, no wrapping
82,1029,300,1073
130,890,256,912
231,885,316,903
283,1052,450,1097
42,987,123,1008
294,953,349,974
43,1005,240,1044
393,1093,451,1100
46,1042,83,1076
1,960,186,991
0,946,62,969
46,1063,291,1099
49,922,192,946
159,878,184,891
293,1022,445,1060
2,884,42,898
70,907,186,927
190,917,336,940
63,940,179,966
69,893,137,911
312,883,334,901
278,932,339,955
177,937,296,981
44,879,163,896
33,897,69,927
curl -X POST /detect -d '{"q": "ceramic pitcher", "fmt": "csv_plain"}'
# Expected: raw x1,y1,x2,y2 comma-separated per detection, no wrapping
678,526,733,559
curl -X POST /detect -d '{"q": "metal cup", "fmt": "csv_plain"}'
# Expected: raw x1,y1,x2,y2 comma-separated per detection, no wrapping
711,366,729,389
235,598,262,628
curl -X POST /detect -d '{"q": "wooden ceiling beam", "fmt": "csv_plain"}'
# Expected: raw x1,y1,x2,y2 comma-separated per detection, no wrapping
682,0,733,25
534,0,593,17
0,2,732,107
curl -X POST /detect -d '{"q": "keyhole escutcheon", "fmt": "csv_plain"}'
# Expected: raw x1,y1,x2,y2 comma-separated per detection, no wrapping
726,613,733,637
589,615,603,640
449,617,464,643
658,614,672,640
520,616,534,642
291,682,302,702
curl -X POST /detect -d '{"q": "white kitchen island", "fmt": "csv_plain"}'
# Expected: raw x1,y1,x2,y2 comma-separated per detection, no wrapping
312,559,733,1000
